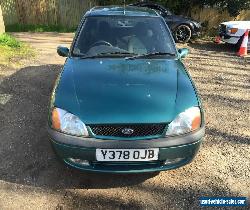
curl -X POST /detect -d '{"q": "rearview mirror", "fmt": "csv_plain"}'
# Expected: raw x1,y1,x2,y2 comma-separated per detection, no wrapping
178,48,189,59
57,46,69,57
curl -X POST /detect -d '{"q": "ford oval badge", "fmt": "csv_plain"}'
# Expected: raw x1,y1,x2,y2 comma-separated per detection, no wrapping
121,128,134,135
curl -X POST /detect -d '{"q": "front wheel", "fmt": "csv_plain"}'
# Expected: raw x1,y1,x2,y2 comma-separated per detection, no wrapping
174,25,192,43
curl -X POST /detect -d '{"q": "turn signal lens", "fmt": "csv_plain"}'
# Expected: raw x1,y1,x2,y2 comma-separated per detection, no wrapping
52,108,61,130
192,115,201,131
229,28,238,34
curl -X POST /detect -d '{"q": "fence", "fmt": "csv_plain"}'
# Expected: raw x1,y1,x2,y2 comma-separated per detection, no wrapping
1,1,250,30
191,7,250,30
1,0,96,28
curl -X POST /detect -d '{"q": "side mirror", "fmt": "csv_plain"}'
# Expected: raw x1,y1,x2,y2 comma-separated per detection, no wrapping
57,46,69,57
178,48,189,59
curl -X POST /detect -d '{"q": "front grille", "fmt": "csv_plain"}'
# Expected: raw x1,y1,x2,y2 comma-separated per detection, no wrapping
89,124,167,137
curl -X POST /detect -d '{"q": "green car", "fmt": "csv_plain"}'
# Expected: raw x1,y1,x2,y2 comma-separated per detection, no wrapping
48,6,205,173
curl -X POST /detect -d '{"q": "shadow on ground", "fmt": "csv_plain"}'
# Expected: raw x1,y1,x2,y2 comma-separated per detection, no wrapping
188,41,236,53
0,64,248,209
0,64,248,189
0,65,158,190
54,185,240,210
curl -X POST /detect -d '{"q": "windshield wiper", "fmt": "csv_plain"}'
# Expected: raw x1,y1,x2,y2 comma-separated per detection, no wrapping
125,52,176,60
79,52,137,59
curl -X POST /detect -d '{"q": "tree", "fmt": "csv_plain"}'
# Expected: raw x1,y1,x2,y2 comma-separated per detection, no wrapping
98,0,250,17
0,4,5,34
218,0,250,17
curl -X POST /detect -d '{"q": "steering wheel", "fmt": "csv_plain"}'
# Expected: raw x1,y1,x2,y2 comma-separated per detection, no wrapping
90,40,113,48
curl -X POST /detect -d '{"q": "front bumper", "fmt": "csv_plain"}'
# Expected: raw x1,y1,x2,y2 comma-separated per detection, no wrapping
219,32,241,44
48,126,205,173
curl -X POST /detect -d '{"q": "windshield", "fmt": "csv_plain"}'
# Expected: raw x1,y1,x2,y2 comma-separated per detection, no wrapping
73,16,176,58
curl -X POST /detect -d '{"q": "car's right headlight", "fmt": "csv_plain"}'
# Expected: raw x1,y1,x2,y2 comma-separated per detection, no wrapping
165,106,201,136
51,107,89,137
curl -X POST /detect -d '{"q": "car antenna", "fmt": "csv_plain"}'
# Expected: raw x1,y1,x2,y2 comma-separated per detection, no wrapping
123,0,126,15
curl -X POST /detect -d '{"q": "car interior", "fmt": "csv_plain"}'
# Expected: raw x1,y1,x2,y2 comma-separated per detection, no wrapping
73,16,174,56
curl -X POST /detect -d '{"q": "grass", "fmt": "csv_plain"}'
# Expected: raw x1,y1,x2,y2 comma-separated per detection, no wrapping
0,33,21,48
0,33,34,67
6,24,76,33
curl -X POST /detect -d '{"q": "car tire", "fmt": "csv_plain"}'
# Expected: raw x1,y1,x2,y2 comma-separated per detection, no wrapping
174,25,192,43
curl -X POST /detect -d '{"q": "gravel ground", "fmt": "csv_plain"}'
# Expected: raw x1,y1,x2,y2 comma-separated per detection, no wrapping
0,33,249,209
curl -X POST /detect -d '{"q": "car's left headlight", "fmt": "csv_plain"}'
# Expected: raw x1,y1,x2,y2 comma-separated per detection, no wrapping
51,107,89,137
166,107,201,136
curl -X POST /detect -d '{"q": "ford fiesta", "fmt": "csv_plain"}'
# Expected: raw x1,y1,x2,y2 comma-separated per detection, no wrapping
48,6,205,173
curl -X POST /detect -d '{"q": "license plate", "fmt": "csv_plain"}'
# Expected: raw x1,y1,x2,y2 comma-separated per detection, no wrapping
96,148,159,162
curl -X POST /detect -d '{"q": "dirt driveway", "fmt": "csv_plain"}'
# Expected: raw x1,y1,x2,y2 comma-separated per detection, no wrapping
0,33,249,209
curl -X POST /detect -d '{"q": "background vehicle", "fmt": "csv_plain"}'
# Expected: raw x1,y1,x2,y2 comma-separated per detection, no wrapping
130,1,202,43
218,21,250,50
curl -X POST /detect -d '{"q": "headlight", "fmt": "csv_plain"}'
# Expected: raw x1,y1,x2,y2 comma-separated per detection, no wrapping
228,28,238,34
166,107,201,136
51,107,89,136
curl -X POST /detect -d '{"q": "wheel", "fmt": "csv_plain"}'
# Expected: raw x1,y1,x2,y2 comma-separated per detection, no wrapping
174,25,192,43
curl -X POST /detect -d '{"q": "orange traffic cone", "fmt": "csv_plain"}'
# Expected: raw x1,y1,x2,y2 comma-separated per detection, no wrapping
237,29,249,57
214,36,221,44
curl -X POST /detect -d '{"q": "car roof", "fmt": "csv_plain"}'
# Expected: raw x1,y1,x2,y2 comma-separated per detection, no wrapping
85,6,159,17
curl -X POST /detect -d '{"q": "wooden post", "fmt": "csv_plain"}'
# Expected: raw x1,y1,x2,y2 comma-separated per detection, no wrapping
0,4,5,34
